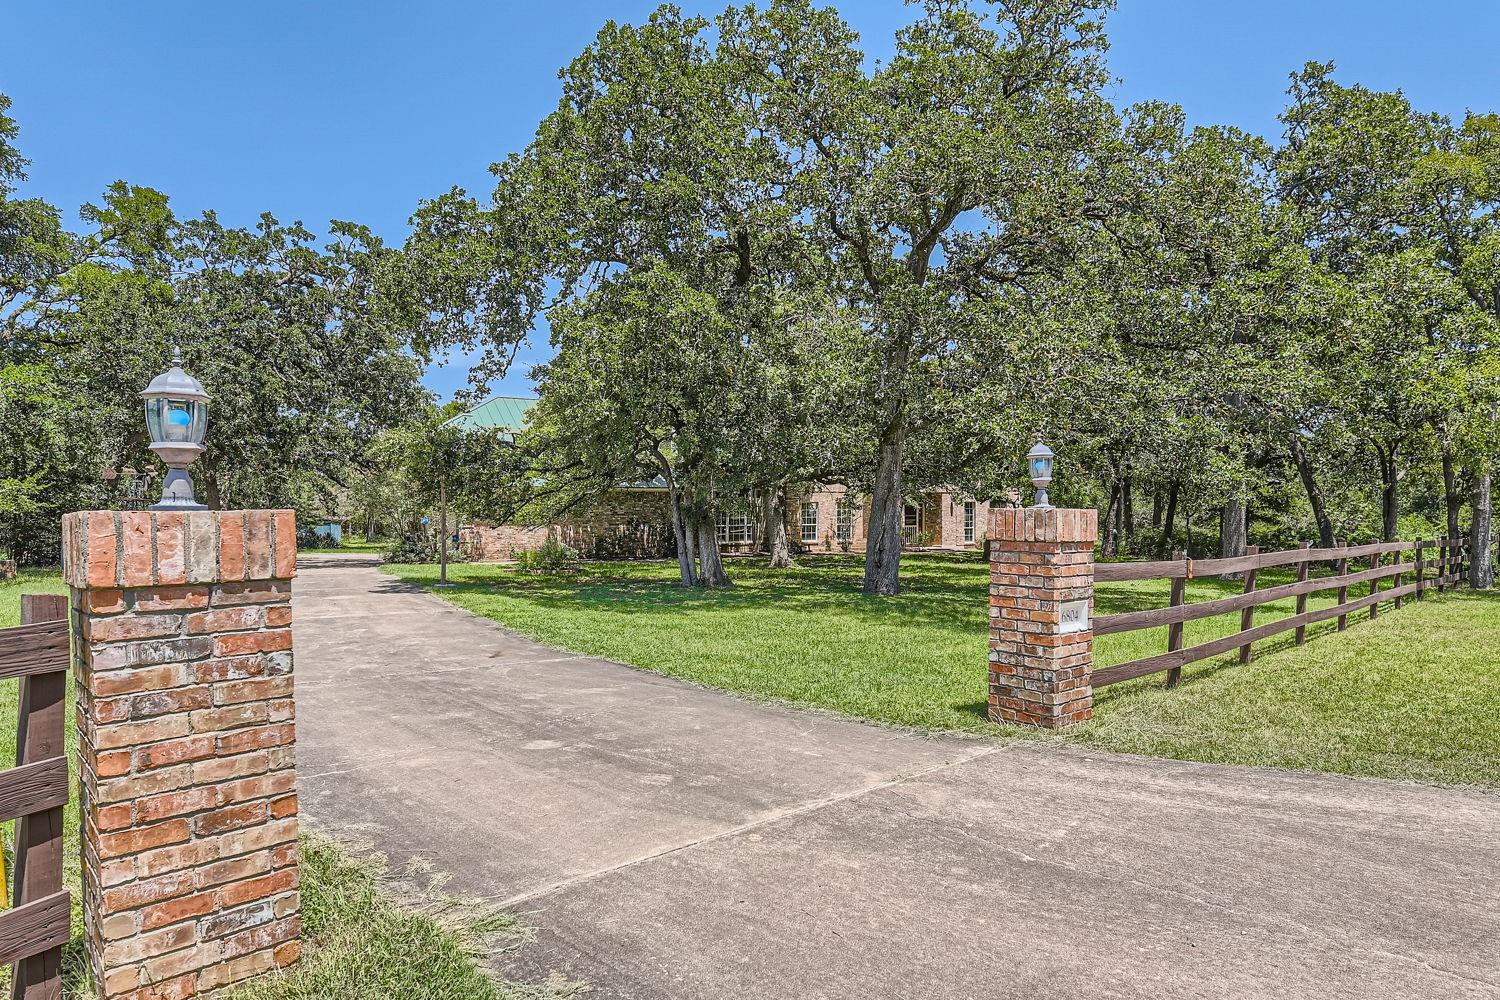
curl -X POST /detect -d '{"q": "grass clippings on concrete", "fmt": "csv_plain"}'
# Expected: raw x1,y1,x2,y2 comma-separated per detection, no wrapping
226,835,584,1000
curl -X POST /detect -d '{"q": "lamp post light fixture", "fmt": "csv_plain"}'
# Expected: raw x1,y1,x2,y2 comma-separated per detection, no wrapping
1027,439,1055,509
141,349,210,510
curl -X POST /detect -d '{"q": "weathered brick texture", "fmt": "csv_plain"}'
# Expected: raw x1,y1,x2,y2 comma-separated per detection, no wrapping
63,510,300,999
987,508,1097,728
466,488,674,560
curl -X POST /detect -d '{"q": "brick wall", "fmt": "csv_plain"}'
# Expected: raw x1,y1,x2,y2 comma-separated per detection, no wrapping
786,484,865,553
933,496,991,550
987,508,1097,728
466,489,674,561
784,487,993,554
63,510,300,1000
468,485,999,562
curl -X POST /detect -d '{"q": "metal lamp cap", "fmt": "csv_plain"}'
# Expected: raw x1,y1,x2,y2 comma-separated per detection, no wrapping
141,351,210,403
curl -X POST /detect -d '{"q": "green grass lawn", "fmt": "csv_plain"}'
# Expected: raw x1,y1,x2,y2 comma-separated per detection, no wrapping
0,568,68,628
0,570,572,1000
387,552,1500,787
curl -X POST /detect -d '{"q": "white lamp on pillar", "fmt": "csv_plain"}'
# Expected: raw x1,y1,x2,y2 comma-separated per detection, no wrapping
1027,439,1054,509
142,349,210,510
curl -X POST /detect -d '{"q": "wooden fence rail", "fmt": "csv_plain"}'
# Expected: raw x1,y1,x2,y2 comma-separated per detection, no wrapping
1091,538,1470,689
4,594,70,1000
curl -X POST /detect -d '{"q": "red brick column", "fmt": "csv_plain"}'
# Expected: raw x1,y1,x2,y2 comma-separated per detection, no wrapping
62,510,300,1000
987,508,1097,728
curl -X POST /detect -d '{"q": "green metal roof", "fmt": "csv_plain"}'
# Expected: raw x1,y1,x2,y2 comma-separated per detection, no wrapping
445,395,536,434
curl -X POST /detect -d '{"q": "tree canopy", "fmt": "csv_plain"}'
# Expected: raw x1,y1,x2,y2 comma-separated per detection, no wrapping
5,2,1497,590
402,0,1496,590
1,92,431,561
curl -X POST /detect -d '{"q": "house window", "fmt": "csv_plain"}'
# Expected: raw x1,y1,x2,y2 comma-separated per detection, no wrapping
836,499,854,544
800,502,819,543
963,501,976,543
716,511,754,544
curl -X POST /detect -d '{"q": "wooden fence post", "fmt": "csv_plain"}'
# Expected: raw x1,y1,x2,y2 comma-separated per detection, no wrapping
1394,542,1406,610
1238,544,1260,664
13,594,68,1000
1370,551,1383,620
1335,545,1350,632
1294,542,1312,645
1415,540,1427,600
1165,551,1187,687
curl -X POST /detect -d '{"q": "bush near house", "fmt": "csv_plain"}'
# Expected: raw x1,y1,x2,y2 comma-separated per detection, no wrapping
511,535,580,573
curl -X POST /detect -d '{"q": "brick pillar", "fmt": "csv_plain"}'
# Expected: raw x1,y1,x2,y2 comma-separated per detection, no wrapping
62,510,301,1000
987,508,1097,728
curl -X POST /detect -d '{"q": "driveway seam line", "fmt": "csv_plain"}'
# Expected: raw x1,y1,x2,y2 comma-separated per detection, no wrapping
493,743,1003,910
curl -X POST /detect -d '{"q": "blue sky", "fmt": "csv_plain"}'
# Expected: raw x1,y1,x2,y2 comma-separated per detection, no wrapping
5,1,1497,401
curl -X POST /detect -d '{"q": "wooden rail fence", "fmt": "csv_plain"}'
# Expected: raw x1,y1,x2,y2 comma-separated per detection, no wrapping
3,594,70,1000
1090,538,1470,689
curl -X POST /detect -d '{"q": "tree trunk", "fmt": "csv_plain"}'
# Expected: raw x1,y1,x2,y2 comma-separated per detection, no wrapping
1151,487,1162,531
653,449,699,588
694,516,732,588
1442,443,1462,543
763,487,792,569
438,477,449,585
665,487,698,587
1290,436,1336,550
1375,444,1399,541
202,471,224,511
1220,497,1247,560
863,423,906,596
1122,472,1135,555
1470,463,1493,589
1157,481,1180,558
1100,480,1119,557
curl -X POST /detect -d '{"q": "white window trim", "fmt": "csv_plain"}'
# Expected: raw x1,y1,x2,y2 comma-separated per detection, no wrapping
963,501,976,543
836,499,854,543
800,502,819,543
717,511,753,545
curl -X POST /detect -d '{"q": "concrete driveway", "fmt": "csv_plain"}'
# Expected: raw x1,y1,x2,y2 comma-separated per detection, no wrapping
292,554,1500,999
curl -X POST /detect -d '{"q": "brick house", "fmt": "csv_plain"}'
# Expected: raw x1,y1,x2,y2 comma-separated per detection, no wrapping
451,396,993,561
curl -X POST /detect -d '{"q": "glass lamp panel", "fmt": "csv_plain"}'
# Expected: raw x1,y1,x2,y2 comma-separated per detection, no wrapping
163,399,195,442
145,398,166,441
1030,457,1050,479
187,400,208,445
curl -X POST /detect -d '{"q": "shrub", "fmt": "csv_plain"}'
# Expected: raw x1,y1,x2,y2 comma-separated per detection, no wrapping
384,533,435,564
512,534,580,572
383,531,469,565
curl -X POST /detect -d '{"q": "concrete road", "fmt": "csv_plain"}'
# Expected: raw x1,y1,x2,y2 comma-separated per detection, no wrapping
293,554,1500,999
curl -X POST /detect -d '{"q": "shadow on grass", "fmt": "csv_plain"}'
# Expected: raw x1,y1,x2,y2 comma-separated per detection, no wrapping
388,553,1272,636
396,554,994,634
